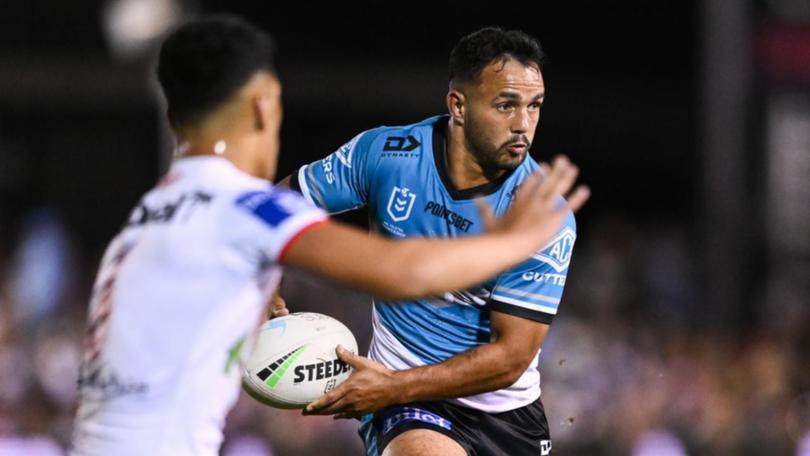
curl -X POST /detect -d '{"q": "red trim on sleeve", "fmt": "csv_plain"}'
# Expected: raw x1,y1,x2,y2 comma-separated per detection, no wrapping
278,219,330,264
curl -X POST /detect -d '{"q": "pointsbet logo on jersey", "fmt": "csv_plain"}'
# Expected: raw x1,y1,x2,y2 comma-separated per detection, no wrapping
533,227,576,272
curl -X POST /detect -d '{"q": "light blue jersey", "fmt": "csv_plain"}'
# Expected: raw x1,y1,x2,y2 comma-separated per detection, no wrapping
292,115,576,412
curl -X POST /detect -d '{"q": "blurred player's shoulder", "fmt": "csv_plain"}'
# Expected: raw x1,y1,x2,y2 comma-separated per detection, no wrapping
147,156,271,201
125,156,279,230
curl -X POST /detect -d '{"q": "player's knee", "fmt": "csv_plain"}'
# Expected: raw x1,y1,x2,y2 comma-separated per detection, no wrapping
383,429,467,456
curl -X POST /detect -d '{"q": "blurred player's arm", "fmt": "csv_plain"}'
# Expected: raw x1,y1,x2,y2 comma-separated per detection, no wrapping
283,157,588,300
304,310,546,417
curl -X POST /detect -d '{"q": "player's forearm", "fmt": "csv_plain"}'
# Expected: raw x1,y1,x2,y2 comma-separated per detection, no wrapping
389,342,525,404
285,218,542,300
391,233,537,299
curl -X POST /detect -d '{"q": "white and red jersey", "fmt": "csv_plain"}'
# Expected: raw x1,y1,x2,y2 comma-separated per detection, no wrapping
71,156,326,456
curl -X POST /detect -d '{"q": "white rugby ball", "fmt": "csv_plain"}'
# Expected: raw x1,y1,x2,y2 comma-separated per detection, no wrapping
242,312,358,409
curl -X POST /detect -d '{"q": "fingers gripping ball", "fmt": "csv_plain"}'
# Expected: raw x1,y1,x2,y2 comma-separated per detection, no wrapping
242,312,358,409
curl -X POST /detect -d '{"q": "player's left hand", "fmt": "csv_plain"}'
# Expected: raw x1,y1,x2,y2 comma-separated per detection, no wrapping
303,345,397,419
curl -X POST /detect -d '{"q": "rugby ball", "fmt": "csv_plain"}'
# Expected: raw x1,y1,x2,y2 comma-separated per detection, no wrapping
242,312,358,409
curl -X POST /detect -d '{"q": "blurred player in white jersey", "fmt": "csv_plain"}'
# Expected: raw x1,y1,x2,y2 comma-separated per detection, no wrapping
68,15,588,456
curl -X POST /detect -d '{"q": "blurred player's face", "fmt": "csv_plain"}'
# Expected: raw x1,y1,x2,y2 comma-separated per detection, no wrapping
463,58,544,172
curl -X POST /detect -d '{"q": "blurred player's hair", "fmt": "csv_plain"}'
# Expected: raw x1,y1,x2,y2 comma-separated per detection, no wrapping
156,14,276,126
449,27,545,86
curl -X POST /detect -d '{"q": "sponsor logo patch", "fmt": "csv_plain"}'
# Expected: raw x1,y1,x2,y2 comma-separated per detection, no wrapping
381,151,419,158
521,271,566,286
383,135,420,152
381,407,452,434
533,227,576,272
237,189,312,227
77,366,149,401
423,201,474,232
128,191,212,227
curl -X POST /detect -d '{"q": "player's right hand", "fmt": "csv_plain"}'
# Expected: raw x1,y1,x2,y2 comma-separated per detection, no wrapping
303,345,396,418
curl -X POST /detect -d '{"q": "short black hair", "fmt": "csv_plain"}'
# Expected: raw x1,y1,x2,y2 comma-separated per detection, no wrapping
156,14,276,126
449,27,545,85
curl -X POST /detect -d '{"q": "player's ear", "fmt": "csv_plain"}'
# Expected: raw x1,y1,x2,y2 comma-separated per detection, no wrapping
446,89,466,125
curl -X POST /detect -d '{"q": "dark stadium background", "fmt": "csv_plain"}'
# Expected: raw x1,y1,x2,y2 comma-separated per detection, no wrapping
1,1,808,455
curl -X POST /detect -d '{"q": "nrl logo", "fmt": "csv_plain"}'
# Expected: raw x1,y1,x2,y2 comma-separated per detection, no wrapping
386,186,416,222
533,227,576,272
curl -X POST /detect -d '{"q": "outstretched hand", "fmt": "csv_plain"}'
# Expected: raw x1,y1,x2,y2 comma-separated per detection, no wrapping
480,155,589,244
303,345,398,419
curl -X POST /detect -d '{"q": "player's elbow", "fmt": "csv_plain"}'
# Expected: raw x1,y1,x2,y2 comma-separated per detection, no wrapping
506,363,529,386
500,359,529,387
495,346,535,387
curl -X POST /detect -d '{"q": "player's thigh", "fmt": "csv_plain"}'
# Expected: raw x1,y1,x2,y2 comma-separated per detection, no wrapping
382,429,467,456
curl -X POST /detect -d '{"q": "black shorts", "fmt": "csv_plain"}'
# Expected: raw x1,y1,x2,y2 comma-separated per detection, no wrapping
359,398,552,456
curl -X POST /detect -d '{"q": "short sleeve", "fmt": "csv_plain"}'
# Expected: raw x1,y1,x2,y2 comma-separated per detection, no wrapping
229,187,328,266
489,213,577,324
291,130,380,214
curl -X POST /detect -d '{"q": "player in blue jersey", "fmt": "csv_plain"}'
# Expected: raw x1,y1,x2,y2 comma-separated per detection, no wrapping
279,27,576,455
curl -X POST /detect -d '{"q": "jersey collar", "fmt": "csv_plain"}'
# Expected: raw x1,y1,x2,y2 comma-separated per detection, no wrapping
431,116,520,201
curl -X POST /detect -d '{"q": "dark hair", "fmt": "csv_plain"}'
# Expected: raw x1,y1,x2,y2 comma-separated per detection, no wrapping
156,14,276,125
449,27,545,85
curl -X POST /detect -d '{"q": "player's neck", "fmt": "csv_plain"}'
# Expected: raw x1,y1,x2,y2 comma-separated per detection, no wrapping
176,131,260,178
173,106,270,178
446,123,506,190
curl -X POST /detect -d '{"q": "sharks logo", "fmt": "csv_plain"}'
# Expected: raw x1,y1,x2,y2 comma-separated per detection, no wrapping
533,227,576,272
386,186,416,222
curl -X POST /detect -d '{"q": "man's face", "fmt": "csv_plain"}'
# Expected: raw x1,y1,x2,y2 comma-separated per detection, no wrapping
461,58,545,172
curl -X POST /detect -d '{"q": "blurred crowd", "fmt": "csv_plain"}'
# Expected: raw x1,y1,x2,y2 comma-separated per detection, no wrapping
540,215,810,456
0,208,808,455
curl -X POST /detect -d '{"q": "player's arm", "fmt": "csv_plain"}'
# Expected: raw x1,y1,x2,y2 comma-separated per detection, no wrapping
279,130,373,213
304,310,546,417
283,156,588,300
